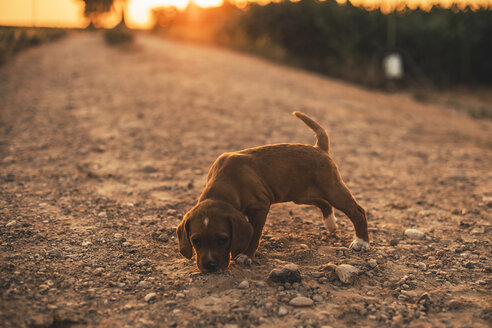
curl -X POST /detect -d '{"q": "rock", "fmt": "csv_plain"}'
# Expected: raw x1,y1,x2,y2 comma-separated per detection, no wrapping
268,263,301,283
289,296,313,307
417,292,431,305
256,281,266,288
81,241,92,247
278,306,288,316
335,264,360,284
142,166,157,173
114,233,122,239
137,280,150,288
417,262,427,271
93,267,104,276
404,229,424,240
238,280,250,289
144,292,156,302
368,259,378,268
312,294,323,302
5,220,17,227
176,293,185,299
158,233,169,242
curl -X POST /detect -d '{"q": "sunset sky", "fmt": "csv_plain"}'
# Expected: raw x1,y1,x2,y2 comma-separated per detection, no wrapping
0,0,490,29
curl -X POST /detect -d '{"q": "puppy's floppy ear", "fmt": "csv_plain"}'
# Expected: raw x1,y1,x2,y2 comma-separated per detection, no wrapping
228,213,253,259
176,215,193,260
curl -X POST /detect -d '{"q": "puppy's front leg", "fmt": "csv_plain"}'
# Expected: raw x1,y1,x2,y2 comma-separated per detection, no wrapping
235,208,268,265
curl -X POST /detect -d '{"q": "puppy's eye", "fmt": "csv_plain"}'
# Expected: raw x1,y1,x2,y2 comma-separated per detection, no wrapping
192,238,201,248
217,237,228,246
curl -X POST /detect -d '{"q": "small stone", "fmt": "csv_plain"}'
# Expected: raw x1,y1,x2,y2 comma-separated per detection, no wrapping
5,220,17,227
158,233,169,242
368,259,378,268
137,280,150,288
238,280,250,289
268,263,302,283
38,284,49,292
144,292,156,302
289,296,313,307
175,293,185,299
417,262,427,270
312,294,323,302
404,229,425,240
278,306,288,316
93,267,104,276
114,233,122,239
256,281,266,288
142,166,157,173
335,264,360,284
81,241,92,247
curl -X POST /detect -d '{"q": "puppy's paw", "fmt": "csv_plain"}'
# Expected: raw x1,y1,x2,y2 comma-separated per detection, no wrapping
235,253,252,266
349,237,370,251
323,213,338,234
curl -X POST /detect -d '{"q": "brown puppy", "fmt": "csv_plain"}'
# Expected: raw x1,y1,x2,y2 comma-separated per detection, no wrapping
177,112,369,273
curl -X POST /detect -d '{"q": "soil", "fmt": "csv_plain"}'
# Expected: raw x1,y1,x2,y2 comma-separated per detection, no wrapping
1,32,491,328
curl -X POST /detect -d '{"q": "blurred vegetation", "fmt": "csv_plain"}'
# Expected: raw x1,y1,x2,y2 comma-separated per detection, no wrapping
153,0,492,88
0,27,66,66
104,25,134,45
77,0,129,28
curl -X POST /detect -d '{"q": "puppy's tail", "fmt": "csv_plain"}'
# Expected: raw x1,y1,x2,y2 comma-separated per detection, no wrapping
293,111,329,152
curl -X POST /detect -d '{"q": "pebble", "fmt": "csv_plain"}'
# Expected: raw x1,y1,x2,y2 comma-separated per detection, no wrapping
417,262,427,270
93,267,104,276
137,280,150,288
5,220,17,227
404,229,425,240
175,293,185,299
278,306,288,316
238,280,250,289
256,281,266,288
114,233,122,239
368,259,378,268
268,263,302,283
142,166,157,173
335,264,360,284
158,233,169,242
289,296,314,307
81,241,92,247
312,294,323,302
144,292,156,302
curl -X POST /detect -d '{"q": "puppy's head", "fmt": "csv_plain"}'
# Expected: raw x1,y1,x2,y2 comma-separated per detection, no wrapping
176,199,253,273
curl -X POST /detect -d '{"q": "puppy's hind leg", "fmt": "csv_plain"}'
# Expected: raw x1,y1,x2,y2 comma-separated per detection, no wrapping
312,200,338,234
321,182,370,251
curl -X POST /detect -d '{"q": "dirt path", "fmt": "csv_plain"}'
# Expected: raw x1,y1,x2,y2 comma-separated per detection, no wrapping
1,32,491,328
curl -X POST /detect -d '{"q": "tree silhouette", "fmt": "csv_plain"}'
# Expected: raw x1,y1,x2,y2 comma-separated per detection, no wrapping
78,0,128,28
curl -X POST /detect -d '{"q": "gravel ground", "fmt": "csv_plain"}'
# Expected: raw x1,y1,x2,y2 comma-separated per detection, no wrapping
0,32,491,328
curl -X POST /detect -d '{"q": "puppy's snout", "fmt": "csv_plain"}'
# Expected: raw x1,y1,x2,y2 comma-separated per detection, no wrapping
205,261,218,272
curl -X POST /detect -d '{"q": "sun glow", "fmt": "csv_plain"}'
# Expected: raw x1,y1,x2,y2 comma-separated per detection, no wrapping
0,0,490,29
127,0,223,29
